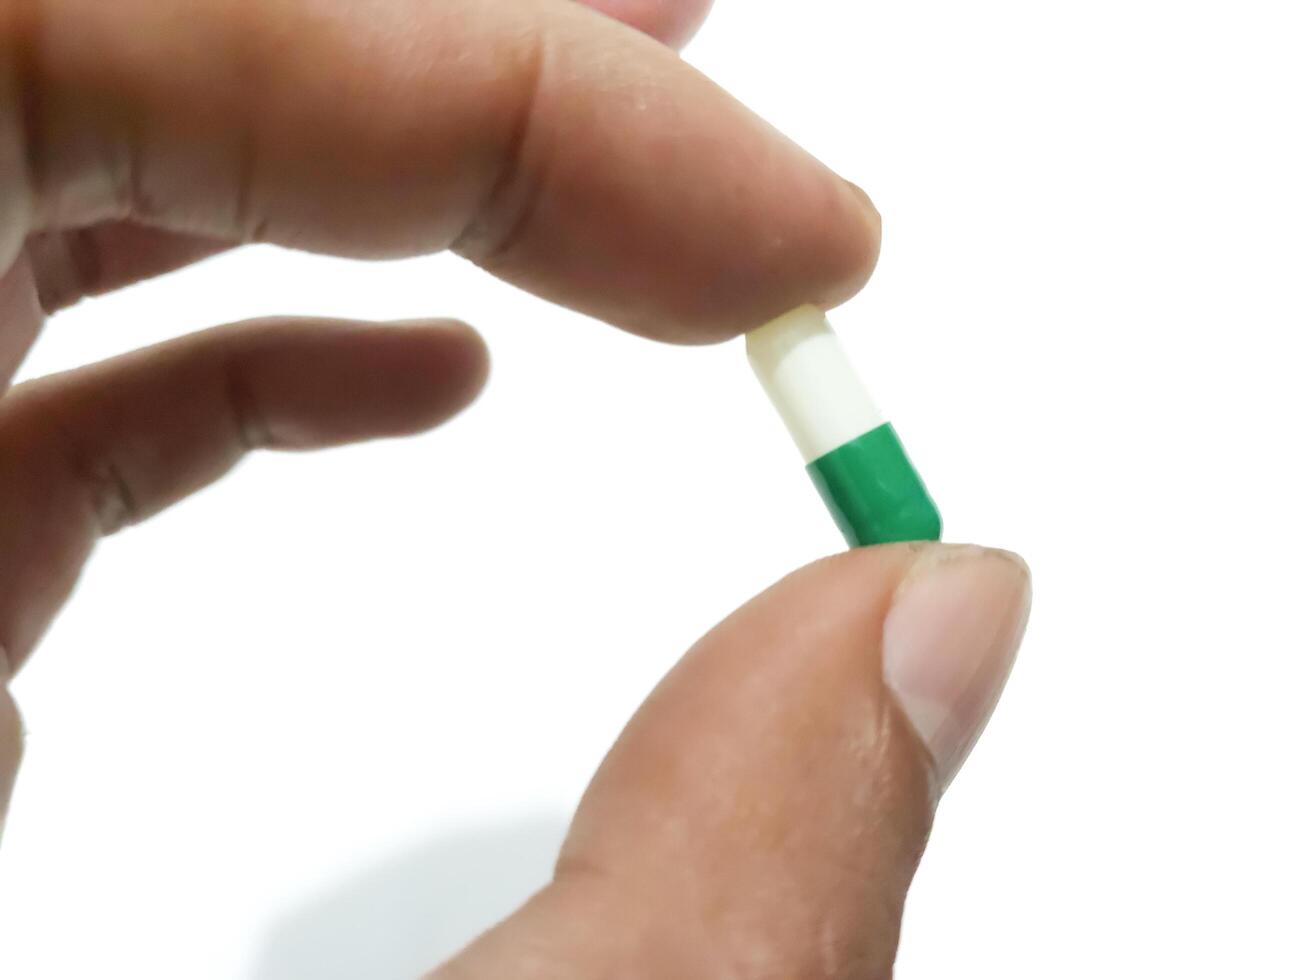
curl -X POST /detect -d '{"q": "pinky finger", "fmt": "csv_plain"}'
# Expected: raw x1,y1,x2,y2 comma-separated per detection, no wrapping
0,317,488,673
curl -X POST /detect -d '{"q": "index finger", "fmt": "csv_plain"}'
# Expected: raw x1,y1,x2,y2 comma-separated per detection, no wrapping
4,0,878,341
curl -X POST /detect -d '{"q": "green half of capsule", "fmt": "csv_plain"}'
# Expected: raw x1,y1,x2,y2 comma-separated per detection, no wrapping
805,422,942,548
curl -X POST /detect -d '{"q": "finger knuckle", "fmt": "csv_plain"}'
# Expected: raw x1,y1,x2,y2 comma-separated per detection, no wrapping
0,377,138,534
449,23,550,267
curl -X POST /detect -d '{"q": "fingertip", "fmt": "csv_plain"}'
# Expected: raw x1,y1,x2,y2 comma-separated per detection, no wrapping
383,319,492,425
331,319,491,440
580,0,715,49
800,178,884,326
238,318,490,449
881,545,1031,787
609,168,884,346
844,179,884,282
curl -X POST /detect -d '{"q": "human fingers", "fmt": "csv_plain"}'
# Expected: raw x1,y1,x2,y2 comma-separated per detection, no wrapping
0,317,487,673
435,544,1031,978
2,0,877,342
12,0,715,316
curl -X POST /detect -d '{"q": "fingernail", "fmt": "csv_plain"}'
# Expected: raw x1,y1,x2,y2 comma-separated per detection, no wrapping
841,176,877,213
882,545,1032,787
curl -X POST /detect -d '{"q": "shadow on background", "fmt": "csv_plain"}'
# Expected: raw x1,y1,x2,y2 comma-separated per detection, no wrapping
251,815,570,980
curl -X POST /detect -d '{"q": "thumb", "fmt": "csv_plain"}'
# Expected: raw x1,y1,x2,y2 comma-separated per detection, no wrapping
436,544,1031,978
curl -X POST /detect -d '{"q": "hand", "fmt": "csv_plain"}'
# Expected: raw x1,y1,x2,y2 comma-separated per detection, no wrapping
0,0,1031,974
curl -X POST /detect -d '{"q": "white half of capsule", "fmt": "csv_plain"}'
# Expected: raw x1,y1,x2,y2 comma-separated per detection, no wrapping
746,305,885,465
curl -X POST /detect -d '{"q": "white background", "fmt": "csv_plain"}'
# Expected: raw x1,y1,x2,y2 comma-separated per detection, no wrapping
2,0,1305,976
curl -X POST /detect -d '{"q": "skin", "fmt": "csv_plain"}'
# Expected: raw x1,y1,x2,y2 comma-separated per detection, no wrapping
0,2,1022,976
